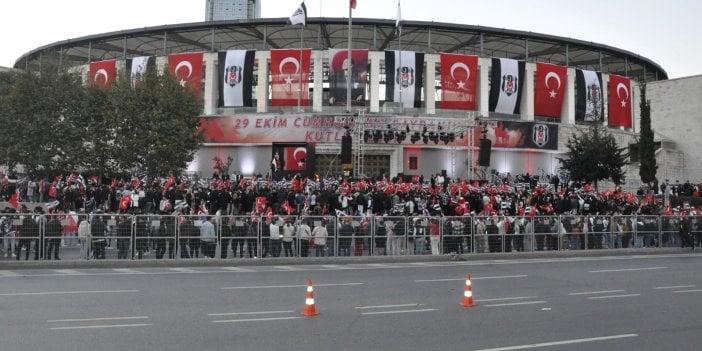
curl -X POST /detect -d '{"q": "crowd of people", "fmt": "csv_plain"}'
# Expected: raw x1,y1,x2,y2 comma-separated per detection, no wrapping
0,170,701,261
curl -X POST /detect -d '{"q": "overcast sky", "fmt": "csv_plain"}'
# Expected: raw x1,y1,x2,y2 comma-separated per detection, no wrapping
2,0,700,79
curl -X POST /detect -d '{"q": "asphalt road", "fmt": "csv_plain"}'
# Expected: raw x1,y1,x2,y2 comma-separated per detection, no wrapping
1,253,701,351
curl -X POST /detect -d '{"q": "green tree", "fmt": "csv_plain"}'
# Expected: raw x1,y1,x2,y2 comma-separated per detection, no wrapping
0,66,85,177
110,68,202,177
558,125,628,189
637,80,658,184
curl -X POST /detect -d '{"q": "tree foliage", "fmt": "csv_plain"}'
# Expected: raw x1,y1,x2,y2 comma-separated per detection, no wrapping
637,80,658,184
0,66,202,178
558,125,628,188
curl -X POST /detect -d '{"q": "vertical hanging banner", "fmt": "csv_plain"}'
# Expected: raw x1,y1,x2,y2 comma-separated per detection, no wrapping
608,74,632,128
328,49,369,106
270,49,312,107
127,56,153,86
488,58,525,115
88,59,117,88
534,62,567,118
575,69,603,122
440,53,478,110
168,52,203,97
385,50,424,108
217,50,255,107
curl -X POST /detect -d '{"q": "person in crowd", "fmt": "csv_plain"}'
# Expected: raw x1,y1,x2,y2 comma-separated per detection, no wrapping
230,216,247,258
116,215,132,259
412,217,426,255
90,213,107,259
199,216,216,258
338,216,354,256
428,218,441,255
281,218,295,257
269,216,282,257
297,219,312,257
1,209,17,258
311,219,328,257
44,212,63,260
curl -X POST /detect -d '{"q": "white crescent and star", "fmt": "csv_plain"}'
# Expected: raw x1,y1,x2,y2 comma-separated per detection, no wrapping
279,57,301,86
449,62,470,90
616,82,629,107
175,60,193,86
94,68,109,85
545,71,561,98
293,147,307,167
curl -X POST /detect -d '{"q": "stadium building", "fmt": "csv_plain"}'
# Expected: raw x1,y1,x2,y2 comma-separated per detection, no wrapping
13,16,699,186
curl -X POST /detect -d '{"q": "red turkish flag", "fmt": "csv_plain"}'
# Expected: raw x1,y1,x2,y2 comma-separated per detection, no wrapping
284,146,307,171
270,49,311,106
608,74,632,128
88,60,117,88
534,62,567,118
440,53,478,110
168,52,203,97
350,0,357,9
8,191,19,210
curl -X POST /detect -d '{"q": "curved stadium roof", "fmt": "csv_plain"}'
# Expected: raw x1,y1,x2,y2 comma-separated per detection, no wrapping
15,17,667,81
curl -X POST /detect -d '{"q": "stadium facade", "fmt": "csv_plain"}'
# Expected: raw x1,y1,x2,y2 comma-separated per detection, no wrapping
14,17,697,187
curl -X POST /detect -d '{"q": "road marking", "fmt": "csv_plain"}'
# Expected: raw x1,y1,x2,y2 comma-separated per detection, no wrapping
484,301,547,307
208,310,294,316
273,266,301,271
322,264,352,269
476,296,539,302
212,316,303,323
0,290,138,296
48,316,148,323
589,267,667,273
49,323,151,330
0,270,21,277
170,268,198,273
654,285,695,290
587,294,640,300
672,289,702,294
360,308,438,315
568,290,625,296
221,282,363,290
113,268,144,274
220,267,254,272
54,269,83,275
355,304,421,309
367,263,395,268
473,333,638,351
415,275,527,283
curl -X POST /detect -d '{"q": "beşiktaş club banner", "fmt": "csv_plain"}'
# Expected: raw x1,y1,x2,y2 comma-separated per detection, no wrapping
270,48,312,106
385,50,424,108
218,50,255,107
168,52,204,97
473,120,558,150
488,58,525,115
199,115,472,145
88,59,117,88
127,56,154,86
575,69,604,122
328,49,369,106
440,53,478,110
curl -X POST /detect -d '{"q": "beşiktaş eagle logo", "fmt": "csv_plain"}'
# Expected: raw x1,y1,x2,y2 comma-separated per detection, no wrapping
532,124,549,148
396,66,414,88
225,66,243,87
501,74,518,96
585,82,602,121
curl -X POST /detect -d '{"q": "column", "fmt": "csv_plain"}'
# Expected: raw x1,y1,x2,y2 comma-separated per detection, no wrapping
521,62,535,121
563,68,575,125
478,58,490,118
256,51,270,113
203,53,217,116
425,54,437,115
601,73,609,127
313,50,324,113
369,51,382,113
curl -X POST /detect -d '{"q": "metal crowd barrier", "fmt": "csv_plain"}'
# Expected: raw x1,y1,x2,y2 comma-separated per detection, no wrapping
0,213,699,261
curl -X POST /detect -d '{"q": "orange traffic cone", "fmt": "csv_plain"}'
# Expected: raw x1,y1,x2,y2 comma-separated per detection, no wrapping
301,279,319,316
459,274,476,307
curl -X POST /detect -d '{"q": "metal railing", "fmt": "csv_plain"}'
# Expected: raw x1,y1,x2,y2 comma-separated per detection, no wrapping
0,213,699,261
